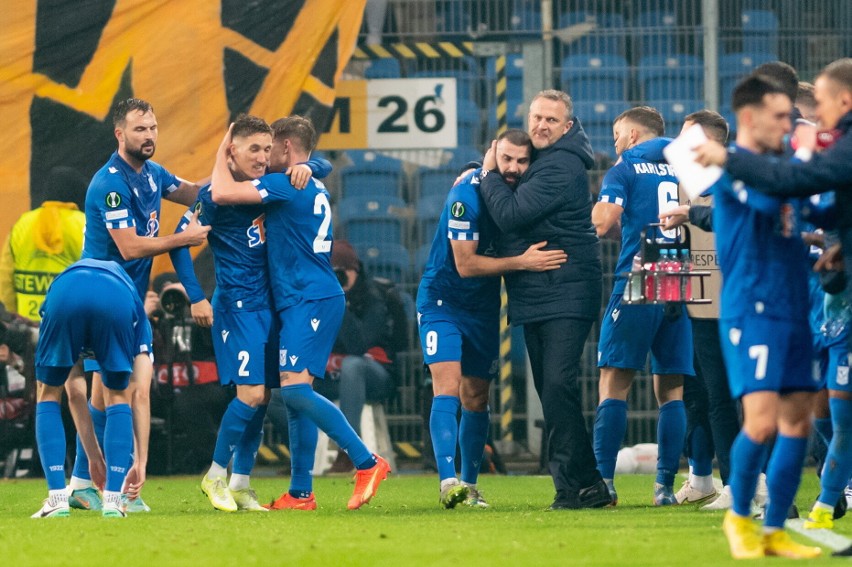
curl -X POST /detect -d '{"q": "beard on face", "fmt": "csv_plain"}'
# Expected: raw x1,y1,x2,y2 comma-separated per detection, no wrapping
501,171,520,188
126,141,155,162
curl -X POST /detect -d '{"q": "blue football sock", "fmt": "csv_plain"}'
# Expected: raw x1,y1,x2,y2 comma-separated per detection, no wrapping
814,416,834,446
818,398,852,507
72,401,106,481
430,395,460,481
233,404,268,476
287,403,318,498
211,398,257,469
36,401,67,491
729,431,769,517
282,383,374,470
593,398,628,480
459,407,490,485
764,434,808,529
656,400,686,487
104,404,134,493
689,423,714,477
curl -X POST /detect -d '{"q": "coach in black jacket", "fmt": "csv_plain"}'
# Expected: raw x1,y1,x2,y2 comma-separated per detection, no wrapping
480,89,611,510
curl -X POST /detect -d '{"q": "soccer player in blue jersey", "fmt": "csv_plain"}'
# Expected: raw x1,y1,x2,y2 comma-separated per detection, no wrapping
418,129,567,508
32,259,151,518
68,98,210,512
707,76,821,559
591,106,694,507
169,114,332,512
210,116,390,510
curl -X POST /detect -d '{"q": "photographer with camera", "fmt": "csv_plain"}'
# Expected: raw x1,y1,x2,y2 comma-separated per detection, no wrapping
147,273,226,477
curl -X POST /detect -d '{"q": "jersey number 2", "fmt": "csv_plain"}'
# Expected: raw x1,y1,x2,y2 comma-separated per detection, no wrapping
313,193,332,253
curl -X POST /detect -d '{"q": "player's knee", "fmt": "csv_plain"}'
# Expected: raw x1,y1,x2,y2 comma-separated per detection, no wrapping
237,385,266,407
744,420,776,443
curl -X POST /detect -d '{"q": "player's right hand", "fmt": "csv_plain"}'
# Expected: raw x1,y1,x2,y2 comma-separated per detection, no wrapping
658,205,690,230
815,243,844,272
182,209,211,246
287,164,312,189
191,299,214,327
522,241,568,272
89,452,106,491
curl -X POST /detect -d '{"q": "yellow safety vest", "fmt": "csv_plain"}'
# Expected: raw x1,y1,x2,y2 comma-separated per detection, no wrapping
7,202,85,320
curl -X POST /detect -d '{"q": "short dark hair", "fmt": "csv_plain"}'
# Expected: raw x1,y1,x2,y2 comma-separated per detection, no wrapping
684,109,729,144
270,115,317,153
615,106,665,137
113,98,154,127
532,89,574,120
731,75,790,112
796,81,816,109
821,58,852,92
753,61,799,102
231,114,272,139
496,128,532,149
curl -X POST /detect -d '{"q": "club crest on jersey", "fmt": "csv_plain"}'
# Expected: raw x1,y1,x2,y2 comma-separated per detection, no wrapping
147,173,157,193
451,202,465,218
105,192,122,208
247,213,266,248
146,212,159,236
279,349,287,366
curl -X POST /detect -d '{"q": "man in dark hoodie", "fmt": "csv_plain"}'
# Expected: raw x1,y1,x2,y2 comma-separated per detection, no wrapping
591,106,693,507
479,89,611,510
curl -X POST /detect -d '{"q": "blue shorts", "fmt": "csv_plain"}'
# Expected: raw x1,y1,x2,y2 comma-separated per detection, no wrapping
720,314,820,398
36,270,144,391
597,293,694,375
277,296,345,379
213,308,278,388
82,319,152,375
417,305,499,381
823,340,852,393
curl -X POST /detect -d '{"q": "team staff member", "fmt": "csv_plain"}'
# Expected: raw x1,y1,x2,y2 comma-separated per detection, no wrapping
419,129,567,509
479,90,611,510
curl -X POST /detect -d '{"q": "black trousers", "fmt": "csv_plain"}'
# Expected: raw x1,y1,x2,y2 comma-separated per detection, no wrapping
683,317,740,485
524,317,601,496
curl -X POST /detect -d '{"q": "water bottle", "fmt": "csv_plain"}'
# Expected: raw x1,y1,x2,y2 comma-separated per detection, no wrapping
678,249,692,301
628,254,643,302
653,250,667,302
666,249,680,301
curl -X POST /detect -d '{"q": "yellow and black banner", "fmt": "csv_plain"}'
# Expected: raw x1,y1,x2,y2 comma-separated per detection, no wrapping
0,0,365,274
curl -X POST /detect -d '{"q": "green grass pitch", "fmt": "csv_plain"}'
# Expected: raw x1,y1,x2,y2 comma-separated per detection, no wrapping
0,472,845,566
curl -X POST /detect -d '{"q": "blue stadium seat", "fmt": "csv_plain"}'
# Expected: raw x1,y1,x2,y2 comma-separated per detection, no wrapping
573,101,630,159
742,10,778,56
337,195,408,247
638,55,703,102
364,59,402,79
635,10,678,57
510,0,541,33
354,242,412,284
558,11,626,56
649,99,704,133
415,192,447,244
340,152,404,199
457,99,481,147
718,52,776,107
560,54,629,102
417,168,456,200
447,146,482,168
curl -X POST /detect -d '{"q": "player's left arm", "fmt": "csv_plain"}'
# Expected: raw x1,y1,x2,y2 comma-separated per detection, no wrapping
125,352,153,498
66,361,106,489
452,239,567,277
165,178,204,207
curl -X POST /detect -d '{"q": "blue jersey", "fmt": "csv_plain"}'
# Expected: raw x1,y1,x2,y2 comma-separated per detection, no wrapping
711,145,809,322
416,169,501,315
82,152,180,298
598,138,678,295
173,185,271,311
252,173,343,310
